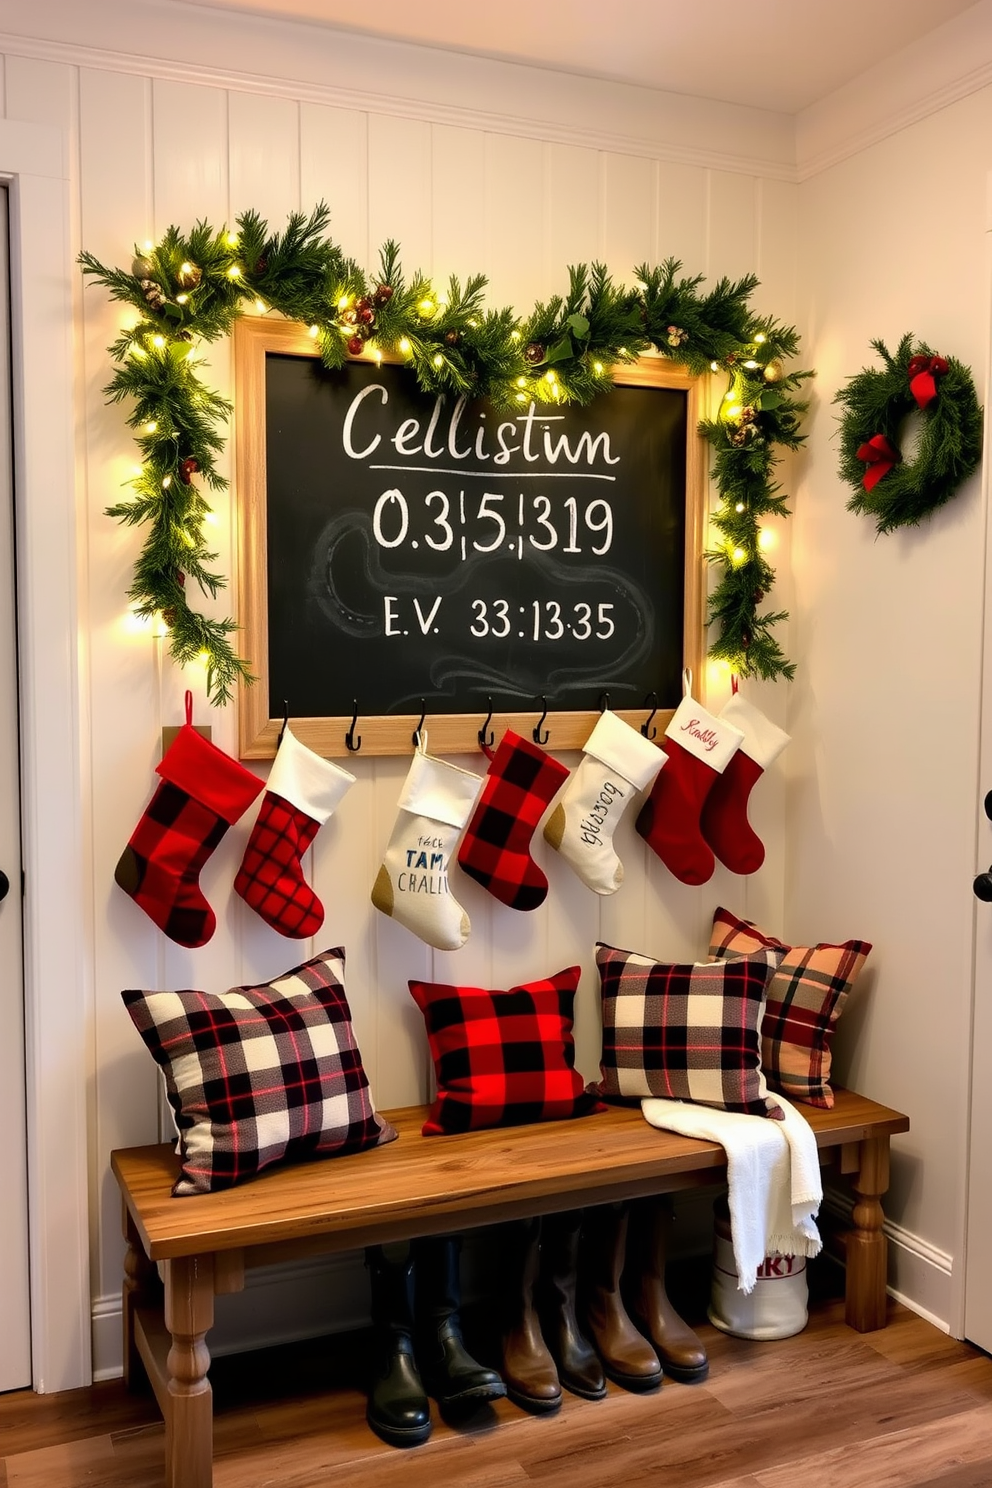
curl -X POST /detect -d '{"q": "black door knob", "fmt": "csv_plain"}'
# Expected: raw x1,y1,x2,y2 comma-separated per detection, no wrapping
0,869,8,902
985,790,992,821
975,867,992,901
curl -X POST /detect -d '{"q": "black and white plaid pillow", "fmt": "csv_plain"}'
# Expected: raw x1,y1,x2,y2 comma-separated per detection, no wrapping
594,942,785,1117
122,949,396,1195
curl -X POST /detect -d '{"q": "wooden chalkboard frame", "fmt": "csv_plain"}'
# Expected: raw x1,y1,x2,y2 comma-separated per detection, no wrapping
235,317,705,759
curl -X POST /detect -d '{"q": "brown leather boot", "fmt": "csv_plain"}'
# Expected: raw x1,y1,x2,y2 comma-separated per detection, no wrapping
580,1203,662,1392
625,1196,709,1383
537,1209,606,1400
500,1218,562,1414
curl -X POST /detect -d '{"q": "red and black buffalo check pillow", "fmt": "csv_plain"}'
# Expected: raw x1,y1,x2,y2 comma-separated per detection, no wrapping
594,941,785,1117
708,906,872,1109
122,949,396,1196
409,966,603,1135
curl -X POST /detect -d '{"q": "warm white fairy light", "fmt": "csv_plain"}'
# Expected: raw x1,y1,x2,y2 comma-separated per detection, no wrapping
161,474,172,488
151,335,165,349
308,325,319,338
399,337,411,354
735,501,746,513
432,353,444,368
144,420,158,434
176,294,189,305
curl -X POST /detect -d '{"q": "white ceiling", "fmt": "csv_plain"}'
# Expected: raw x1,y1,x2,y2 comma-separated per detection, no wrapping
171,0,980,113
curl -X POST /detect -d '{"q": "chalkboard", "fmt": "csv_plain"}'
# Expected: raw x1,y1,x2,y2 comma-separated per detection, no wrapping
235,319,704,759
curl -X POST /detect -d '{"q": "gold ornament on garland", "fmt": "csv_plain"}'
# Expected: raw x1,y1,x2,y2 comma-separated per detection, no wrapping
78,202,812,702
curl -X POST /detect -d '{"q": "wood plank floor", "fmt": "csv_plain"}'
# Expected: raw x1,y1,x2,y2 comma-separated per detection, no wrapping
3,1269,992,1488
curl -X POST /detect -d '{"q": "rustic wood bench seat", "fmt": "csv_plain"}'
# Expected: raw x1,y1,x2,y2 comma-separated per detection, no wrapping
111,1087,909,1488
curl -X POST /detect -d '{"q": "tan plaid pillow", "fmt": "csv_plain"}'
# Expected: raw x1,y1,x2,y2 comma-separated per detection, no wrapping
708,907,871,1109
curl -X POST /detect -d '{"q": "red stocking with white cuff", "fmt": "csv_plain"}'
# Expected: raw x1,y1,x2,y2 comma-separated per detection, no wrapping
634,694,744,886
699,692,790,876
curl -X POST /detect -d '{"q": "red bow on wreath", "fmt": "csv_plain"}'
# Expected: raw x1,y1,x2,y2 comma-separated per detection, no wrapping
856,433,901,491
907,354,949,410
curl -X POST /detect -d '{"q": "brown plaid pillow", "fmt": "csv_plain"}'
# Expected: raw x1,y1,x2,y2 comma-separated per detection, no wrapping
122,949,396,1195
594,942,784,1117
409,967,603,1135
708,907,872,1109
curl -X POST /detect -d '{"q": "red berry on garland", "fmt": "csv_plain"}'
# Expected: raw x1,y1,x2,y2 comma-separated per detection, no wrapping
524,342,544,365
357,306,375,326
741,631,752,648
753,590,764,603
445,330,461,347
373,284,394,306
346,335,364,356
356,296,371,312
179,457,200,485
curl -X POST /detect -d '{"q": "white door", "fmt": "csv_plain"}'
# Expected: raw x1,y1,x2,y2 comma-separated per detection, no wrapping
0,182,31,1391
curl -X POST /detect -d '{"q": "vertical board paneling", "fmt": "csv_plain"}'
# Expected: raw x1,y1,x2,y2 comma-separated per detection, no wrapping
300,103,369,267
151,79,228,233
706,169,758,282
56,39,798,1362
602,153,657,278
431,125,486,283
368,113,432,276
656,161,707,271
484,133,546,307
228,90,299,226
78,65,164,1302
4,55,74,135
545,142,601,279
755,176,799,323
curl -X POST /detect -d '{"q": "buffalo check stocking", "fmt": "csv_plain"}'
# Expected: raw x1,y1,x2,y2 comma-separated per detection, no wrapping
234,725,356,937
699,692,790,876
371,738,483,950
635,694,744,886
457,730,569,911
114,691,264,947
543,710,665,894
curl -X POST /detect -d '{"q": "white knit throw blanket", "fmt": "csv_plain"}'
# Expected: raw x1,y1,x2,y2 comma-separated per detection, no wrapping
640,1094,823,1294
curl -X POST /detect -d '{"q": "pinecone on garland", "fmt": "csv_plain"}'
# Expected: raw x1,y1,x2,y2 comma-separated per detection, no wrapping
141,278,167,311
524,341,544,365
373,284,394,306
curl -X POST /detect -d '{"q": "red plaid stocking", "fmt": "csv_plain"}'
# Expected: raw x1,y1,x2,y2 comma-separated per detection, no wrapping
635,695,744,886
457,730,569,911
699,692,790,876
114,692,264,947
234,726,356,937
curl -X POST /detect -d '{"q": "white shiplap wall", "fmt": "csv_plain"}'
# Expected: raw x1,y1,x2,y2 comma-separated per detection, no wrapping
0,12,798,1372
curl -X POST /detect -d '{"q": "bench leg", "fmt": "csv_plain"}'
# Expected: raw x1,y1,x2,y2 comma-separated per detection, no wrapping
164,1255,215,1488
845,1134,889,1332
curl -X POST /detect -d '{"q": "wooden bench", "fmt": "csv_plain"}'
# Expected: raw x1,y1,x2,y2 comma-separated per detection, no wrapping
112,1087,909,1488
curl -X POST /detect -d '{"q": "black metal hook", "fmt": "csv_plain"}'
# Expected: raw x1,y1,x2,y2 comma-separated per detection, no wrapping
345,698,362,753
599,691,610,714
478,697,495,750
278,699,289,746
412,699,426,749
533,695,550,746
641,690,659,740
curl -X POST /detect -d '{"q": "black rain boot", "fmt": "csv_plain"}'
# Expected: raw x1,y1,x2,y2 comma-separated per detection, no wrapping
413,1235,506,1409
625,1196,709,1382
365,1244,432,1448
580,1203,662,1393
500,1218,562,1414
537,1209,606,1400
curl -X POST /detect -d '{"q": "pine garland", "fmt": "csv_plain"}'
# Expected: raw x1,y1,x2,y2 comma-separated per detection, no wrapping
835,334,983,535
79,204,811,703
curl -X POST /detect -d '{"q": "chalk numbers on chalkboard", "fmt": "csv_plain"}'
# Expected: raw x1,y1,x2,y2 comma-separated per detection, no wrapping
371,488,614,563
468,599,616,643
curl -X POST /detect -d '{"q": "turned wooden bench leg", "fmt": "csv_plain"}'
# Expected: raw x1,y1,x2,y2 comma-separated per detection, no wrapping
163,1255,215,1488
845,1133,890,1332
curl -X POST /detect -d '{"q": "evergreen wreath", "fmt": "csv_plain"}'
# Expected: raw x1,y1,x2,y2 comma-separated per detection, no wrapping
835,333,983,536
79,203,811,704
